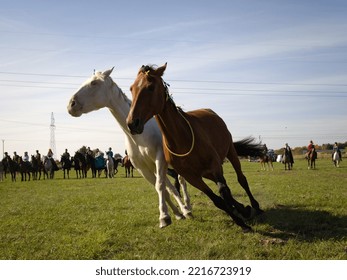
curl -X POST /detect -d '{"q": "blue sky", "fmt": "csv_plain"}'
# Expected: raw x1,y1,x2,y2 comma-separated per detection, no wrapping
1,0,347,158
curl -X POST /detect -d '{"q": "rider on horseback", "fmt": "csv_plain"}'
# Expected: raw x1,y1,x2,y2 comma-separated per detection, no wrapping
47,148,59,171
13,152,20,164
263,144,268,157
106,147,117,166
35,150,41,161
332,142,342,161
62,149,71,160
307,140,314,158
23,152,29,162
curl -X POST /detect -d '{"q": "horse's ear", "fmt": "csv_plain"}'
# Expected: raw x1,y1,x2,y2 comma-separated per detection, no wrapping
156,62,167,77
103,67,115,77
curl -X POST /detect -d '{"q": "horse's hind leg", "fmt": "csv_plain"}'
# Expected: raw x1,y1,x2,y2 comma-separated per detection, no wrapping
216,175,254,220
227,145,263,214
184,174,251,232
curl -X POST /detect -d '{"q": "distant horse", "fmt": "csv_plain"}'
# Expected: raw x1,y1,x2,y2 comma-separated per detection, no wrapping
1,158,9,180
282,148,294,170
73,151,87,178
126,63,264,232
19,157,32,181
122,155,134,178
106,154,115,178
60,155,72,179
42,156,54,179
259,154,274,171
67,67,192,227
31,155,42,180
333,150,341,167
114,156,122,176
3,156,18,182
306,147,317,169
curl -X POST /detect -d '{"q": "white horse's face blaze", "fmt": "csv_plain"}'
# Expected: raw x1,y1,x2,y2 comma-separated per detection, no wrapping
67,68,114,117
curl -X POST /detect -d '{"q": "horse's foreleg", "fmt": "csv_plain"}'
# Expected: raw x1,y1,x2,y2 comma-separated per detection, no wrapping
165,176,192,219
178,175,192,211
155,159,172,228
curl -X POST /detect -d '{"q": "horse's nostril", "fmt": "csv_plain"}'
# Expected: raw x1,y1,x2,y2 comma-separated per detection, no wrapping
71,100,76,107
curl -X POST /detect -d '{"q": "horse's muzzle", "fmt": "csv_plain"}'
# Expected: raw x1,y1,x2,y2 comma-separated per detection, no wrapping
67,98,82,117
127,118,144,135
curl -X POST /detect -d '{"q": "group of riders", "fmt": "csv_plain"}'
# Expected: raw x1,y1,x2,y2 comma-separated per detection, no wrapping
305,140,342,163
0,146,125,181
3,149,58,171
261,140,342,170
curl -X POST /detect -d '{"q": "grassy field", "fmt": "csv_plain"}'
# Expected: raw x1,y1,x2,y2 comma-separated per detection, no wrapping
0,158,346,260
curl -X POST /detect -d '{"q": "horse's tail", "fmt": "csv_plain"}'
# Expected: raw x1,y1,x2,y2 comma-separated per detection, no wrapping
233,136,263,157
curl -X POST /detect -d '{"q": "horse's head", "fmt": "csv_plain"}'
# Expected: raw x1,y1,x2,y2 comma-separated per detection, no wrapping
67,67,115,117
126,63,168,134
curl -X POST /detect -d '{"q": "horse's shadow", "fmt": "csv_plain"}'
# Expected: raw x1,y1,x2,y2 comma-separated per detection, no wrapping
255,205,347,242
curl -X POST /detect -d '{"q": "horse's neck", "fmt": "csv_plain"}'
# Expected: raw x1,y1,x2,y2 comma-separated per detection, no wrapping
107,83,132,135
156,101,192,154
107,82,162,150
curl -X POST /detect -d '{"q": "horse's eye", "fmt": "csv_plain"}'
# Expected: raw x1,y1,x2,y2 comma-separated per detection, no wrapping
91,80,98,86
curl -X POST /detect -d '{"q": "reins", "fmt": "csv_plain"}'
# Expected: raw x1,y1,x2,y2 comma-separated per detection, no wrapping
156,79,195,157
157,111,195,157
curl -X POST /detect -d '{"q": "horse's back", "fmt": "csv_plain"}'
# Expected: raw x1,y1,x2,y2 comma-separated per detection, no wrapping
187,108,231,139
186,108,232,149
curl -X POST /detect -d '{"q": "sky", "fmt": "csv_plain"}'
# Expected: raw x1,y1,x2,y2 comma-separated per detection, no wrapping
1,0,347,159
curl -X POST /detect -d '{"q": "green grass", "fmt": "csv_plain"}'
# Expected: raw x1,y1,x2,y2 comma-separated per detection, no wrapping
0,159,346,260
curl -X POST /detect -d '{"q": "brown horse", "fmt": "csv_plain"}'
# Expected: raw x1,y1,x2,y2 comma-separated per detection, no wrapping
122,155,134,178
3,156,19,182
259,154,274,171
306,147,317,169
126,63,264,232
19,157,32,181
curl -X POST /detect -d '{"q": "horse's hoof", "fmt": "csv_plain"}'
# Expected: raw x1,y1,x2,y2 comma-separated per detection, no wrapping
174,213,186,220
242,225,253,233
184,212,194,219
232,209,244,220
159,217,172,228
248,207,259,220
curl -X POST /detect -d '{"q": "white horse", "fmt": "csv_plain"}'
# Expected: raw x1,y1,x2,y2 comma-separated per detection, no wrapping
67,68,192,228
106,154,115,178
333,151,341,167
42,156,54,179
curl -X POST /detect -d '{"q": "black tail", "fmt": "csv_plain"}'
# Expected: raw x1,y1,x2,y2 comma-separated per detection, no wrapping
233,136,263,157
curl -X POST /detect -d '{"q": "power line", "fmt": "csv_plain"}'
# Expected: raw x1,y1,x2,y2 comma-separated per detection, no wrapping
1,83,347,98
2,71,347,87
